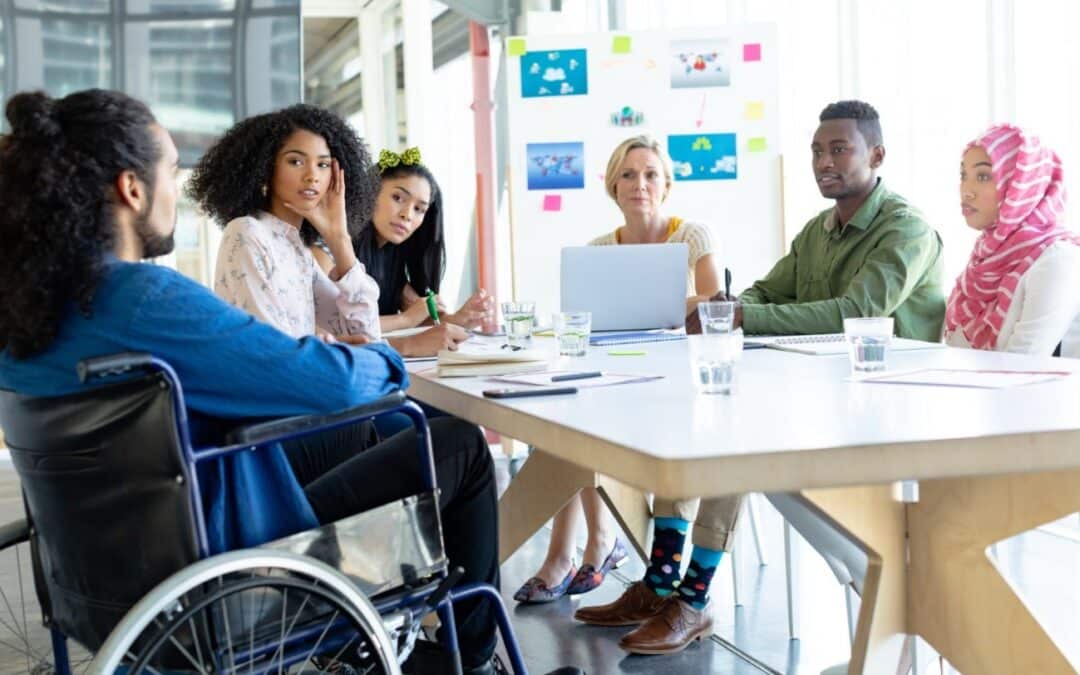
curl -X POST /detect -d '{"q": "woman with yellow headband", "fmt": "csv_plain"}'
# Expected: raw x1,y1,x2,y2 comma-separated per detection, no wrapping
352,147,495,339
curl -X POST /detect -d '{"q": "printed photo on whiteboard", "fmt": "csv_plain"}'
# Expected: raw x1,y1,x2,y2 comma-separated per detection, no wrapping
520,49,588,98
610,105,645,127
526,141,585,190
669,39,731,89
668,133,737,181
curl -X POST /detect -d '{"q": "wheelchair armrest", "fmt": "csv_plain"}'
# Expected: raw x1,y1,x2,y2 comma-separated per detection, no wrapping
0,518,29,549
77,352,156,383
226,391,410,445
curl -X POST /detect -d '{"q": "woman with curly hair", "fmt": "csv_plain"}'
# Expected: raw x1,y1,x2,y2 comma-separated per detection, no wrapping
189,105,468,357
353,147,495,332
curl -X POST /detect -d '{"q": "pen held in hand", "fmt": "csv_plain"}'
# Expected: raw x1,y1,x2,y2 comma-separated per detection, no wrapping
550,371,603,382
425,288,441,325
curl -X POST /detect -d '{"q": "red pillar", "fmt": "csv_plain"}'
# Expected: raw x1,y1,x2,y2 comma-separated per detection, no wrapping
468,21,497,300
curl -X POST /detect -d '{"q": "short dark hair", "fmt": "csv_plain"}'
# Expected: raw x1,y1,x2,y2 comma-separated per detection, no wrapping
187,104,379,246
819,100,883,147
0,89,161,358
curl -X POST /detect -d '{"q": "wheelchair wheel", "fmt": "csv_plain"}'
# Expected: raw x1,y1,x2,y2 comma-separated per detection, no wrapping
90,549,402,674
0,521,92,674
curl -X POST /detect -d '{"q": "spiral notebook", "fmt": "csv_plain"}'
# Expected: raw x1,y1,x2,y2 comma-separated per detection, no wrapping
745,334,945,355
588,330,688,347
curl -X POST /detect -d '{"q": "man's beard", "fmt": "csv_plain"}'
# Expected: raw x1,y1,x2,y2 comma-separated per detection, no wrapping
134,201,176,259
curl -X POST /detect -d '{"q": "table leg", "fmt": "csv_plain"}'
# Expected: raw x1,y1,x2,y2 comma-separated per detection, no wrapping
595,476,651,563
802,485,909,675
907,468,1080,674
498,449,653,564
498,449,597,563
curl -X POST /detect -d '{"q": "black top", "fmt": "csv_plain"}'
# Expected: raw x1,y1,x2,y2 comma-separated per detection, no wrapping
355,235,409,316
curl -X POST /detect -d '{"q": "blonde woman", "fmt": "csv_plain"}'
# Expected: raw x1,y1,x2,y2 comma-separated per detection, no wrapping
514,136,722,603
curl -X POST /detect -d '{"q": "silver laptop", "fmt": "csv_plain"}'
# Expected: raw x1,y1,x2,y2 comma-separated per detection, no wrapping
560,243,688,330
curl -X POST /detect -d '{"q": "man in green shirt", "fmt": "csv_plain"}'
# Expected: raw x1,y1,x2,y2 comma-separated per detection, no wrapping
694,99,946,340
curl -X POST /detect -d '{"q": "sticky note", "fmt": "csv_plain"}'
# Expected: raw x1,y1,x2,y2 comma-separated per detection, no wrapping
542,194,562,212
508,38,526,57
743,43,762,62
748,137,767,153
612,35,632,54
608,350,646,356
744,101,765,120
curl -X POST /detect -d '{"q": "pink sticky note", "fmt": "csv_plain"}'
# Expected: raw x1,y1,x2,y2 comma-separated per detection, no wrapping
542,194,562,212
743,43,762,62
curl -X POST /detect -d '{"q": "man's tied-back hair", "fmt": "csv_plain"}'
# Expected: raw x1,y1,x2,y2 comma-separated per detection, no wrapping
0,89,160,358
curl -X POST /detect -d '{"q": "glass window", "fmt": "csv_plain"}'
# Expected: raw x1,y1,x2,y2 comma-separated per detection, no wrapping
124,19,234,165
14,0,110,12
23,17,113,96
125,0,235,13
243,15,300,115
252,0,298,7
0,17,6,109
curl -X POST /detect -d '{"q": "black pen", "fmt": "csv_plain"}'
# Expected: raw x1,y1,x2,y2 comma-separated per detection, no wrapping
724,267,732,300
550,371,603,382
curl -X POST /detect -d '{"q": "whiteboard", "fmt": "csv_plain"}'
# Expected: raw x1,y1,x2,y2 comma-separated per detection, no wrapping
505,24,781,321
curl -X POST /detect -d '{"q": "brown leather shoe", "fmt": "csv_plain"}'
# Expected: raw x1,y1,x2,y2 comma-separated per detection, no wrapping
573,581,667,626
618,597,713,655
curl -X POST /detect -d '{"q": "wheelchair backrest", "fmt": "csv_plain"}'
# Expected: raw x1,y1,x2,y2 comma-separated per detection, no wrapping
0,372,199,651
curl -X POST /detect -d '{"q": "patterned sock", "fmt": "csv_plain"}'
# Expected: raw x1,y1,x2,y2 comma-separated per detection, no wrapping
643,517,689,596
677,546,723,610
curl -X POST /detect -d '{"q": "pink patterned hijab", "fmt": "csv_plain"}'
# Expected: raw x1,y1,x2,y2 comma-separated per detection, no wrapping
944,124,1079,350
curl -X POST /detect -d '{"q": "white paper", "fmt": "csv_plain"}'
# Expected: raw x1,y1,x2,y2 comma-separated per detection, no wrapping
858,368,1070,389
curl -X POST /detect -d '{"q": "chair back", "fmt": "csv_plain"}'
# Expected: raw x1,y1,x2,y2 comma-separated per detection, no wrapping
0,372,199,650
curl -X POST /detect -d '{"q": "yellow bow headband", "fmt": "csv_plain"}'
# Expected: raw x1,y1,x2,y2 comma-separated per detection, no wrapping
377,147,423,172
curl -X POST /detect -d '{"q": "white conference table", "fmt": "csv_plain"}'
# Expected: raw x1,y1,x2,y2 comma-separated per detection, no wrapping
406,337,1080,675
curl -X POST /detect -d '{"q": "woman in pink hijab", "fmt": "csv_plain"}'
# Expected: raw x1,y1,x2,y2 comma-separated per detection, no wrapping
945,124,1080,355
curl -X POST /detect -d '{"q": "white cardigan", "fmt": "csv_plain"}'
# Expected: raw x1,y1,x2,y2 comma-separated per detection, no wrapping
945,241,1080,357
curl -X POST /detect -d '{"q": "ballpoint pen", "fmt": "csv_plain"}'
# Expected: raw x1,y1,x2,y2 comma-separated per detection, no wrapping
425,288,441,325
550,371,603,382
724,267,732,300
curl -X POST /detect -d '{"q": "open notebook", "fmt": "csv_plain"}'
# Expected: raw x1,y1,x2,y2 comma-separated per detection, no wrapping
436,338,550,377
745,334,945,356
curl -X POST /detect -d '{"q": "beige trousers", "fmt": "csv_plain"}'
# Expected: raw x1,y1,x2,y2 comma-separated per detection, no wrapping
653,494,746,551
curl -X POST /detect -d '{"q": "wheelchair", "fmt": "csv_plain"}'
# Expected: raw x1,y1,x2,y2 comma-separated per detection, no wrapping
0,353,527,674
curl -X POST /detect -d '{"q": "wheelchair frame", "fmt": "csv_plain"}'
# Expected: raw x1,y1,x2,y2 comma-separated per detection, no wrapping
3,352,526,675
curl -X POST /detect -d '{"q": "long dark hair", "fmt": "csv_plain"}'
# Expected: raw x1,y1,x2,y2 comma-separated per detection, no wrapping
187,104,379,245
0,89,160,359
353,162,446,296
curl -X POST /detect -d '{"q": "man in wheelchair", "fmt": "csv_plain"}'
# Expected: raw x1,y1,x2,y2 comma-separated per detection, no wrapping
0,89,578,675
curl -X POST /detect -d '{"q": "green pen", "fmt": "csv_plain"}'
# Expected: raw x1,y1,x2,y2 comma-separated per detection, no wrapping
425,289,441,325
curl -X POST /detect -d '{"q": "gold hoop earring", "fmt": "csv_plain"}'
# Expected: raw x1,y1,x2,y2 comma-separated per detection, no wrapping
261,184,267,197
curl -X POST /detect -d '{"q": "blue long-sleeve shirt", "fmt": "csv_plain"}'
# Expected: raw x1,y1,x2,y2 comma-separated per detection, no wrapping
0,261,409,553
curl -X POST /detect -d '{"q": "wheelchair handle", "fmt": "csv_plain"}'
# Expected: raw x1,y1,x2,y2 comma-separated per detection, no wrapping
424,566,465,611
77,352,157,383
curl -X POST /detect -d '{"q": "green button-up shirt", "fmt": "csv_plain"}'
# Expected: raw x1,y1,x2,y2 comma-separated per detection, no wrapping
740,180,945,341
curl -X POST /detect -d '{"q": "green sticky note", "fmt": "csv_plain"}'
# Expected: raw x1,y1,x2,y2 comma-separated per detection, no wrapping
612,35,632,54
748,137,768,152
508,38,526,57
608,349,646,356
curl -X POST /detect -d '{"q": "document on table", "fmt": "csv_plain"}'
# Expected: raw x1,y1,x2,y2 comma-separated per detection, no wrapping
488,371,664,388
858,368,1071,389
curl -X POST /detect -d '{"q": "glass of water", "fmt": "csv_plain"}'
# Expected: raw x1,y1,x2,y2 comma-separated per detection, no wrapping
554,311,591,357
844,317,894,374
697,301,737,334
690,329,743,394
502,301,536,348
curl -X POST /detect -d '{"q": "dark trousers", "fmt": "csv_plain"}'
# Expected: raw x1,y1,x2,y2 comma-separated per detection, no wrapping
282,417,499,668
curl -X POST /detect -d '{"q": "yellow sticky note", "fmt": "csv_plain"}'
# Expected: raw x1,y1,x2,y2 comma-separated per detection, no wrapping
744,101,765,120
508,38,526,57
748,137,768,153
612,35,632,54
